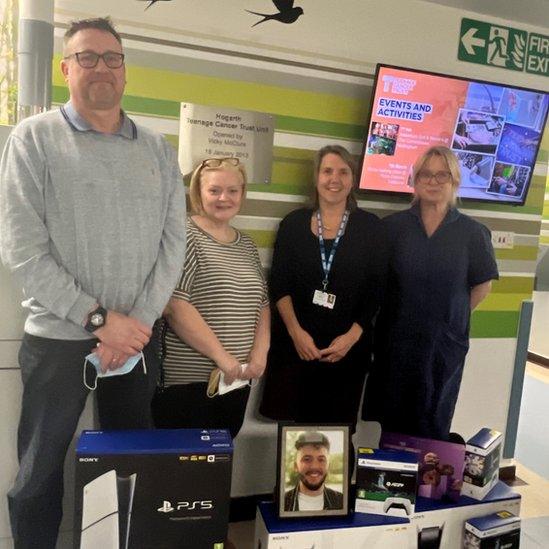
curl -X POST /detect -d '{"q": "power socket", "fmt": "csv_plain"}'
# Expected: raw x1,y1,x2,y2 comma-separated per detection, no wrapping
491,231,514,249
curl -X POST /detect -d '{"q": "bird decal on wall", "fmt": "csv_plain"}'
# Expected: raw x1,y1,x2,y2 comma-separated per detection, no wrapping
247,0,304,28
137,0,172,10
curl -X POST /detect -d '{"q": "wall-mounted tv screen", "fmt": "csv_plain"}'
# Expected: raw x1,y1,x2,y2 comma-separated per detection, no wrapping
358,65,549,206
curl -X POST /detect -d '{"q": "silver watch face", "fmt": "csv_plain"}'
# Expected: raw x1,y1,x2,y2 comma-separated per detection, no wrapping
90,313,105,327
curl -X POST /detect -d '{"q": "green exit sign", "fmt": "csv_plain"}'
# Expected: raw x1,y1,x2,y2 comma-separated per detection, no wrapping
526,33,549,75
458,18,548,77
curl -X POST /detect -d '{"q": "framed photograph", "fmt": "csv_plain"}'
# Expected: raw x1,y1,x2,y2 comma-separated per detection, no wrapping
276,424,350,518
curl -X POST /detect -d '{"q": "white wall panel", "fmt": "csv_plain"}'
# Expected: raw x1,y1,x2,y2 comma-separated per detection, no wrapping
0,371,21,541
0,267,25,341
0,342,20,369
452,338,517,440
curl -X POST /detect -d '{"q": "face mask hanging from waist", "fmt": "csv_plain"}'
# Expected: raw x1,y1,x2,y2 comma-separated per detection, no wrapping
83,351,147,391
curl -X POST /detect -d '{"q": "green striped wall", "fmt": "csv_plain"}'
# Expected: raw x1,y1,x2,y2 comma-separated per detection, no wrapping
52,57,548,338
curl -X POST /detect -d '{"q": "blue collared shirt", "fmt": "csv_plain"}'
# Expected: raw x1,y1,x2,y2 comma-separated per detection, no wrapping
60,101,137,139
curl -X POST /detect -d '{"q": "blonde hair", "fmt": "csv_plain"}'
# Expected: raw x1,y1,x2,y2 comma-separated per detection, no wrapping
189,159,247,215
411,146,461,206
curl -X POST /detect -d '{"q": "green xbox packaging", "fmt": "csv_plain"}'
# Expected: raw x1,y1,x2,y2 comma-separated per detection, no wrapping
464,510,520,548
74,429,232,549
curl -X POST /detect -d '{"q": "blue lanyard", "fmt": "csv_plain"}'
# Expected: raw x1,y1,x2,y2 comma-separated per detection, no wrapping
316,209,349,291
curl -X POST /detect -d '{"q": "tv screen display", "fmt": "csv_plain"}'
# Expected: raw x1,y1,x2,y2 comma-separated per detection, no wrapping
358,65,549,205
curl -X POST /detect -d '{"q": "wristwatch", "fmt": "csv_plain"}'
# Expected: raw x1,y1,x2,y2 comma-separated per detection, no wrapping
84,306,107,333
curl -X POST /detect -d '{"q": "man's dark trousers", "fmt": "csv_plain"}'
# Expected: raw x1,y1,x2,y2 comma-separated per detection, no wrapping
8,333,159,549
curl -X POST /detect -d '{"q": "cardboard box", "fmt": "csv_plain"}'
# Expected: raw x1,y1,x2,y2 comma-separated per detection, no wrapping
462,428,502,500
74,429,232,549
464,510,520,548
355,448,419,517
255,502,415,548
381,432,466,502
412,482,520,549
255,482,520,549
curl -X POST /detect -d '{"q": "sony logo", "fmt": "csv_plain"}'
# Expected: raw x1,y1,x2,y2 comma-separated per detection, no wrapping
78,458,99,462
157,500,214,513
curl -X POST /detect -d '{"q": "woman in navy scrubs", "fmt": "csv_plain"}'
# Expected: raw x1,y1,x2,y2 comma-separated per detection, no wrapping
363,146,498,440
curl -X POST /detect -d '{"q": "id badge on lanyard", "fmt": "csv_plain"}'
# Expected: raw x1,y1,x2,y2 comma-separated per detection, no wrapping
313,210,349,310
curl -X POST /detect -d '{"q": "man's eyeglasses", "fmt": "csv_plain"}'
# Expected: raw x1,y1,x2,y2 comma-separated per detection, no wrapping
201,158,241,168
416,170,452,185
64,51,125,69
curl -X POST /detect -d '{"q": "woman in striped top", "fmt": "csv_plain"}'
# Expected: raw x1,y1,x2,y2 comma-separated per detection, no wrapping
152,158,270,438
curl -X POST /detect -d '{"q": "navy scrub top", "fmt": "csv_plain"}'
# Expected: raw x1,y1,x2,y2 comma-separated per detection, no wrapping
385,204,498,338
363,204,499,439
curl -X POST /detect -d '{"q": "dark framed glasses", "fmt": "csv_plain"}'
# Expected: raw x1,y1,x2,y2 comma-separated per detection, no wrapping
65,51,125,69
201,157,241,168
416,170,452,185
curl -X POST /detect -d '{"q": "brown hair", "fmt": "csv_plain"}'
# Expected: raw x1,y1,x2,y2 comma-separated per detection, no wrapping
312,145,358,210
64,17,122,50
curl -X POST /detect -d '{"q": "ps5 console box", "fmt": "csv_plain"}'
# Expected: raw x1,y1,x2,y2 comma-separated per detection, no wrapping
412,482,520,549
464,510,520,548
462,428,502,500
355,448,419,517
255,502,415,548
255,483,520,549
74,429,232,549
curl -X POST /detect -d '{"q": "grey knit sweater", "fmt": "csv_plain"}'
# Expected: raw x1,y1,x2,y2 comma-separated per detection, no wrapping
0,106,186,339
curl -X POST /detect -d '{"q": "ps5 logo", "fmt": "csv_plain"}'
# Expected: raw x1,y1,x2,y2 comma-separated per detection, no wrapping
386,481,404,488
157,499,213,513
158,500,175,513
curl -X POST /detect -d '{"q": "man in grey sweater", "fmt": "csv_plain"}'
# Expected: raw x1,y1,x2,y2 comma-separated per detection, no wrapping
0,17,186,548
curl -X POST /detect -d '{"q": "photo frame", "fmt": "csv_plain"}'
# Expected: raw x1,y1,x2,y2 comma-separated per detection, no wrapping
276,424,350,518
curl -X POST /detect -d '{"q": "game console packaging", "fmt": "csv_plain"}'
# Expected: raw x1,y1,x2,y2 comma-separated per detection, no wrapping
412,483,520,549
355,448,419,517
462,428,502,500
254,483,520,549
381,432,466,501
464,510,520,548
255,502,415,548
74,429,232,549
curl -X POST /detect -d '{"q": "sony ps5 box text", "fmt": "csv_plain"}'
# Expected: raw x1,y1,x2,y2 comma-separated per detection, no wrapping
74,429,232,549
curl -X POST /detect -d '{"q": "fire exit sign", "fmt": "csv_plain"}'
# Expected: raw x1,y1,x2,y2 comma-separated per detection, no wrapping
458,18,548,78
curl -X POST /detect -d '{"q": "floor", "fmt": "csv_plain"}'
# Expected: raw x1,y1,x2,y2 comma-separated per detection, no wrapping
515,363,549,479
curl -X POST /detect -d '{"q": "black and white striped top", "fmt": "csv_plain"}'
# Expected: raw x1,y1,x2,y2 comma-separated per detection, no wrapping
162,218,268,385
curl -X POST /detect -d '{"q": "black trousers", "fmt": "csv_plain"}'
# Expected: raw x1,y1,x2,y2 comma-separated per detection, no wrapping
152,382,250,440
8,333,159,549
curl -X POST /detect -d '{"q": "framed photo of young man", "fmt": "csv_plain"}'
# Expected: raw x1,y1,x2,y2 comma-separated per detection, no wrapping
276,424,350,518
